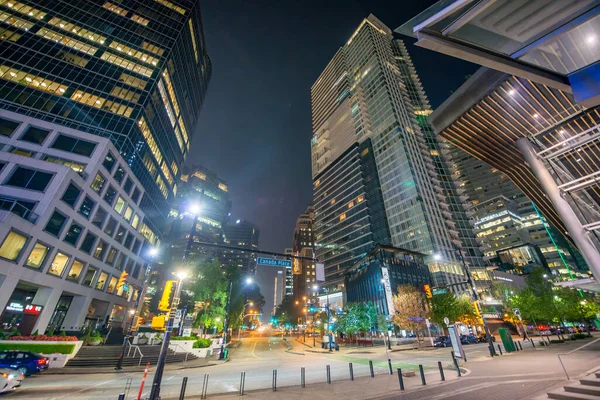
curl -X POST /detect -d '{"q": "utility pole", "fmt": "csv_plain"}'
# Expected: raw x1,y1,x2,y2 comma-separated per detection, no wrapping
454,246,496,357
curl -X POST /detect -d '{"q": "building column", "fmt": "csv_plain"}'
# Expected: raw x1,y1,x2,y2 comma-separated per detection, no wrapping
31,287,62,334
0,275,20,312
60,295,93,331
516,138,600,279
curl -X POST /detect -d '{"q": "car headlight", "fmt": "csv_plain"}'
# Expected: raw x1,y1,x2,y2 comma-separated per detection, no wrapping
8,375,15,380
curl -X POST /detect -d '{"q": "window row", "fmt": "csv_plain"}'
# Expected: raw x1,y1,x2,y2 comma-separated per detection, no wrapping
0,230,142,295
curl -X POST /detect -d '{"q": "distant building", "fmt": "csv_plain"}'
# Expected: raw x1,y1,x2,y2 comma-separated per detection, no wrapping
222,219,259,274
344,245,432,316
0,111,152,334
291,205,317,302
284,248,293,296
256,265,285,322
165,165,231,266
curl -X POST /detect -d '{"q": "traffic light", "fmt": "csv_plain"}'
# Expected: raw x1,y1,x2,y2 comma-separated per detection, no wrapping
424,284,432,299
158,280,177,312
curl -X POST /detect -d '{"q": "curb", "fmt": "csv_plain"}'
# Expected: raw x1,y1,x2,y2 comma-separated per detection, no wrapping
43,359,229,375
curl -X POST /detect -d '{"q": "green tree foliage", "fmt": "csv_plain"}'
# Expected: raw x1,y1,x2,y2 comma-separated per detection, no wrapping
274,295,303,327
429,291,461,326
336,302,377,335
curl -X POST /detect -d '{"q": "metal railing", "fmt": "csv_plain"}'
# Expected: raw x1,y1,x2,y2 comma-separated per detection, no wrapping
126,342,144,366
557,337,600,380
169,343,190,362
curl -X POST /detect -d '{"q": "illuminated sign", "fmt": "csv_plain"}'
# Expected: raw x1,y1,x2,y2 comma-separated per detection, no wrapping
381,267,395,315
24,304,43,315
5,302,24,312
257,257,292,268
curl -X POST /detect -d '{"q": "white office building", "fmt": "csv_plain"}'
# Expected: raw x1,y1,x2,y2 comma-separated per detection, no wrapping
0,110,159,334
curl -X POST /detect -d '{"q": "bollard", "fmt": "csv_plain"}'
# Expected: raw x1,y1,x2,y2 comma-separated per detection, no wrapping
397,368,404,391
272,369,277,392
419,365,426,386
438,361,445,381
369,360,374,378
326,365,331,384
239,372,245,396
388,359,393,375
518,341,523,351
201,374,209,399
349,362,354,381
301,367,306,388
497,344,503,355
530,339,535,348
452,355,461,377
118,394,125,400
515,341,520,352
179,377,188,400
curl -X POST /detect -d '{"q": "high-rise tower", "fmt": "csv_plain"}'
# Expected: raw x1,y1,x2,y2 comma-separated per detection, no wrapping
0,0,212,233
311,15,486,291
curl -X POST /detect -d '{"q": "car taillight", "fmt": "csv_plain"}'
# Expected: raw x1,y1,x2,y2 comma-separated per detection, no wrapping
37,358,47,365
1,373,7,378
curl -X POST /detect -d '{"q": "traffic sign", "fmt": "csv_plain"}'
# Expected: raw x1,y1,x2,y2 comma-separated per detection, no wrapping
432,288,447,295
257,257,292,267
512,308,521,317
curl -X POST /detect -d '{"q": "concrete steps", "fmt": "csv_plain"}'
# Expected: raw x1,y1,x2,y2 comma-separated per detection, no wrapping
548,371,600,399
67,345,198,367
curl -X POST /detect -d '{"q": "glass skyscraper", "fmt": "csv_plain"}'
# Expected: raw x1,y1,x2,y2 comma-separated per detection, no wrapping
312,15,486,291
0,0,211,234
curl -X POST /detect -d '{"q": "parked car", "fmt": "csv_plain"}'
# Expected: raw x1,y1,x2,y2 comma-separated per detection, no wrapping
477,333,496,343
460,335,478,345
0,351,48,376
433,336,451,347
0,368,24,394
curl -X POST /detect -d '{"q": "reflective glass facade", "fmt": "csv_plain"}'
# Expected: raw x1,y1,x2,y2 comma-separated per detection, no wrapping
0,0,212,233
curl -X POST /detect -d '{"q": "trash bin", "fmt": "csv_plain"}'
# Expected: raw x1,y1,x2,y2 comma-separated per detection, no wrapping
223,348,229,359
335,344,339,351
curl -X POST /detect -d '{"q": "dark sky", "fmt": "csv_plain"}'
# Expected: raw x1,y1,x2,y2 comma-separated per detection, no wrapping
191,0,477,253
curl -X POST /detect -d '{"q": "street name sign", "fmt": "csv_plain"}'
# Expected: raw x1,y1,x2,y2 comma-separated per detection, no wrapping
257,257,292,268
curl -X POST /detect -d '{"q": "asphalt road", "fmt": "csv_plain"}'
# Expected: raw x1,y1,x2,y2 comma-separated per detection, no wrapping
7,332,600,399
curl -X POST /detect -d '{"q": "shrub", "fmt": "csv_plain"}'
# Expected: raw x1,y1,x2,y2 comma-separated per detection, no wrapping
59,331,66,337
550,339,564,344
570,333,587,340
0,343,76,354
32,330,39,336
538,341,547,347
171,336,198,341
8,335,78,341
193,338,212,348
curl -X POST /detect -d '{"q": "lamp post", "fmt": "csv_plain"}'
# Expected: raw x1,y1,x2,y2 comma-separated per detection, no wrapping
149,271,187,400
115,309,136,370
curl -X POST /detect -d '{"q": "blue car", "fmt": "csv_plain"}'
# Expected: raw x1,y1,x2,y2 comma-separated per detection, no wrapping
433,336,451,347
0,351,48,376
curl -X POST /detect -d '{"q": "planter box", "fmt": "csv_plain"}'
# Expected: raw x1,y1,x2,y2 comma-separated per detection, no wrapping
0,340,83,368
132,332,163,345
169,340,195,353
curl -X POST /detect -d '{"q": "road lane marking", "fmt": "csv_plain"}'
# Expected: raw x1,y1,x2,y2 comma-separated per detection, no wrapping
252,339,263,359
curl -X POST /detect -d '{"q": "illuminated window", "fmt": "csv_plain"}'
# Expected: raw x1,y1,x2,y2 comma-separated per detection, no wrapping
118,73,147,90
25,242,49,269
95,272,108,290
357,195,364,203
339,213,346,221
348,201,354,209
161,69,180,116
1,1,46,19
330,199,336,205
43,156,86,174
124,206,133,221
173,126,185,152
131,214,140,229
110,86,140,102
139,223,157,244
0,231,27,261
102,1,127,16
430,149,439,156
114,196,126,214
0,65,68,95
170,160,178,175
130,14,149,26
218,183,228,192
66,259,84,281
360,148,369,156
56,51,89,67
314,179,320,187
157,80,176,126
142,153,157,177
36,27,98,55
161,162,173,185
193,171,206,180
0,27,21,41
138,118,163,165
109,41,158,66
178,116,189,147
155,0,185,15
47,17,106,44
188,19,199,63
48,252,69,277
70,90,133,117
156,175,168,198
101,52,153,77
141,41,164,56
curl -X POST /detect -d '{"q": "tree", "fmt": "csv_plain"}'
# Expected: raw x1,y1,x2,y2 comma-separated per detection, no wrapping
391,285,429,344
274,296,303,327
456,295,478,326
429,292,461,328
335,302,377,338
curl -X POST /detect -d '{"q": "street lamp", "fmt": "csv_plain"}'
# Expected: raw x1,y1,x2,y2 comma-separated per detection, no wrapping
149,271,187,400
115,309,136,370
148,247,159,258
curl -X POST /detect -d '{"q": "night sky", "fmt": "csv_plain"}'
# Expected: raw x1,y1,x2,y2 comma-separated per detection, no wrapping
191,0,477,253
